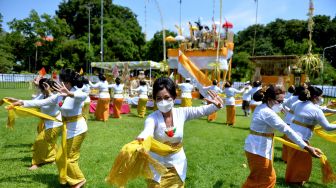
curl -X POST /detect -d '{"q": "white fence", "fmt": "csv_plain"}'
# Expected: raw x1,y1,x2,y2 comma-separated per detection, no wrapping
1,74,336,97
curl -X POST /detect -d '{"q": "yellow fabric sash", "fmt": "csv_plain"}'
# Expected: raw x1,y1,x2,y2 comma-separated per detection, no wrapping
274,137,336,184
314,126,336,143
106,136,183,187
178,50,212,86
1,98,84,185
2,98,58,128
57,115,83,184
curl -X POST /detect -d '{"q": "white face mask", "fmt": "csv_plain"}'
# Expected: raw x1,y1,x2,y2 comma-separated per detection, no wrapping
271,103,282,113
157,100,174,113
318,98,324,105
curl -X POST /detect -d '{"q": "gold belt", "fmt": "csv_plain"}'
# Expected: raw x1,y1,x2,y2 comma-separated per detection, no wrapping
292,120,314,131
250,130,274,138
164,142,183,149
62,114,84,123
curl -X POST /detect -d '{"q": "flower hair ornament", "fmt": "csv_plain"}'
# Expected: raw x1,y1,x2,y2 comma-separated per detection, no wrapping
304,89,311,99
165,126,176,137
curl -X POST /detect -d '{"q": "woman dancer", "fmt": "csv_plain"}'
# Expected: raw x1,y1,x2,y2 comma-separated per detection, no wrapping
137,77,223,187
242,85,321,188
109,77,124,118
6,78,62,170
11,69,88,188
223,81,243,126
132,80,149,118
285,86,336,185
90,73,110,121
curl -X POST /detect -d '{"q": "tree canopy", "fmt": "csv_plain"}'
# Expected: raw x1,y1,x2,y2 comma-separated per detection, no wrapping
0,1,335,84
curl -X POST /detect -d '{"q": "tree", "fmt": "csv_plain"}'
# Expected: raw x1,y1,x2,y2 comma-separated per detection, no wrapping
143,30,178,62
57,0,146,63
0,33,14,73
231,52,253,81
0,13,15,73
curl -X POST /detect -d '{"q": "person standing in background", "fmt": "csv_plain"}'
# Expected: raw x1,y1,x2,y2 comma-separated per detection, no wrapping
132,80,149,118
109,77,124,118
89,73,110,121
223,81,244,126
241,81,252,117
178,78,194,107
248,81,262,113
203,80,223,122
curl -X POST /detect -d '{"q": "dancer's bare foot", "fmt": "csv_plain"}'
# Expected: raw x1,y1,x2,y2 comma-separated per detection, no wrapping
71,180,86,188
28,165,39,170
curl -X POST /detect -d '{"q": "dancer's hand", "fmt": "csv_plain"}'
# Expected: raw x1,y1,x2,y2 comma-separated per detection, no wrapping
53,82,73,97
136,137,144,143
204,90,223,108
11,100,24,107
305,146,322,158
33,76,42,86
4,97,19,103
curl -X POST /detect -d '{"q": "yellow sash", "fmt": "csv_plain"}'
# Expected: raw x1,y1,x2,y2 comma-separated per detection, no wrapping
1,98,84,185
313,119,336,143
275,137,336,183
57,114,83,184
106,136,183,187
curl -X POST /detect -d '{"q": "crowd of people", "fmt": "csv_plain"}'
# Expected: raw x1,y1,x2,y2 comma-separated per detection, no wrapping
2,68,336,188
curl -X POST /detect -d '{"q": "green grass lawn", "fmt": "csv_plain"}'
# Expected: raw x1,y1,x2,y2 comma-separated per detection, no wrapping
0,88,336,188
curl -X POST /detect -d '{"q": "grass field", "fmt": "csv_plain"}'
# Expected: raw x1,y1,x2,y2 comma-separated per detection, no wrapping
0,88,336,188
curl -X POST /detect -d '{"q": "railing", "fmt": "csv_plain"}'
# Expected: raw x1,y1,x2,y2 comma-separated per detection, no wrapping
0,74,46,89
1,74,336,97
0,74,99,89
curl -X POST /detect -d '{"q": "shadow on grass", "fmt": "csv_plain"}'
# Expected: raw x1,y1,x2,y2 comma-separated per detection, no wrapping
213,180,224,188
3,143,32,148
213,180,240,188
208,121,226,126
236,114,247,117
273,156,286,163
276,177,329,188
230,126,250,131
0,173,65,188
126,113,141,118
274,146,283,152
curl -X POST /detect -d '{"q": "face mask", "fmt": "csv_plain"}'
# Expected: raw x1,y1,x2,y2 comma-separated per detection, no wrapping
318,98,324,105
271,103,282,113
157,100,174,113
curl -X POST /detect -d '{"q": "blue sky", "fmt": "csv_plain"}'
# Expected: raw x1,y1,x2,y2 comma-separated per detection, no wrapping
1,0,335,40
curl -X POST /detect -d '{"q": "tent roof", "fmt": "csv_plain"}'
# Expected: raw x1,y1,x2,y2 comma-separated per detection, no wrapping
91,61,162,70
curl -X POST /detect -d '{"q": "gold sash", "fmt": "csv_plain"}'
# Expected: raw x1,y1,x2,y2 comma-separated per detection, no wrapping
106,136,183,187
57,114,84,184
274,137,336,183
250,130,274,138
292,120,314,131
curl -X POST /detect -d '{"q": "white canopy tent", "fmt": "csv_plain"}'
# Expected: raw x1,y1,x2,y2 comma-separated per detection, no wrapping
91,61,162,82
